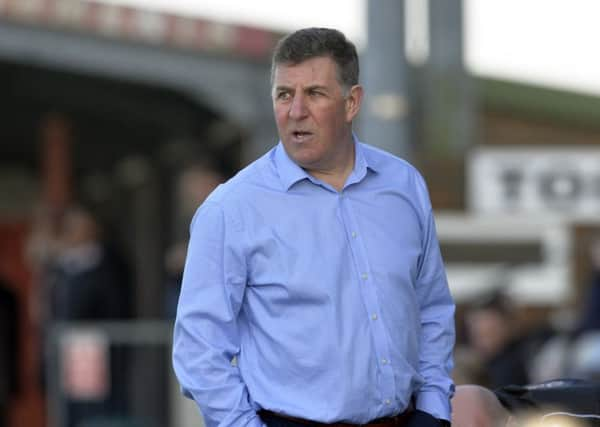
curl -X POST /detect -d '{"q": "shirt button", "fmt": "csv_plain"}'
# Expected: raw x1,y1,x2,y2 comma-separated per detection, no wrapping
384,399,391,405
381,358,388,365
371,313,378,320
351,231,357,238
361,273,368,280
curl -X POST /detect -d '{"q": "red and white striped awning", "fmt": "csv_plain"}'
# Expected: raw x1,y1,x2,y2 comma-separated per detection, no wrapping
0,0,280,59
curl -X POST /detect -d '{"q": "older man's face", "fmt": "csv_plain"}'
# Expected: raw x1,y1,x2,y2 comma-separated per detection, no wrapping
272,56,361,175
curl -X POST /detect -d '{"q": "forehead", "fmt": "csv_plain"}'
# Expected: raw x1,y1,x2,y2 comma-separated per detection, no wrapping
273,56,340,87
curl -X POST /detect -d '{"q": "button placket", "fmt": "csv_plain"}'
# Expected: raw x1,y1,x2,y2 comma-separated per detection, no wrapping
340,191,396,404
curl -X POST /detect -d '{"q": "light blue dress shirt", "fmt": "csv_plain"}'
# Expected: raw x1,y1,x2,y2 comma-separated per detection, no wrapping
172,138,455,427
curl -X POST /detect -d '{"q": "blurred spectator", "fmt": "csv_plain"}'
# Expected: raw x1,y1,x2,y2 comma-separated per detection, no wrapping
464,291,531,388
44,206,132,427
164,165,223,319
452,345,487,386
549,237,600,381
575,238,600,335
452,378,600,427
48,206,131,321
0,278,19,427
569,331,600,380
176,164,224,225
523,238,600,384
527,332,572,384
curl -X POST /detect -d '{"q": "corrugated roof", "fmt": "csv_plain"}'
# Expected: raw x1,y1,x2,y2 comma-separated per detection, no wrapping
480,77,600,129
0,0,282,59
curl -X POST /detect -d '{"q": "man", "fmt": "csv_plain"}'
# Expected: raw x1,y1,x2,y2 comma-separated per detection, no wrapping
173,27,455,427
451,385,513,427
452,379,600,426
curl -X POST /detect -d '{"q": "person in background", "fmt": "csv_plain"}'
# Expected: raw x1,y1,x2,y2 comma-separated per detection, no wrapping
49,206,131,321
452,379,600,427
451,384,513,427
173,27,455,427
463,291,531,389
164,165,224,319
575,238,600,335
0,278,19,427
47,206,132,427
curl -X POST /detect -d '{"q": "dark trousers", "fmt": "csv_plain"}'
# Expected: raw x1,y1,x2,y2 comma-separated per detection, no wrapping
258,410,417,427
261,417,303,427
0,403,6,427
260,411,307,427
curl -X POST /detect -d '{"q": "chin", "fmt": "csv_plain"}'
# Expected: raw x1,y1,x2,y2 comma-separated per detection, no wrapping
292,155,319,169
284,145,318,164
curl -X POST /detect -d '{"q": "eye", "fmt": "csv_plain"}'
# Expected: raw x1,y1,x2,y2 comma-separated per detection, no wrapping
309,89,324,97
276,91,291,101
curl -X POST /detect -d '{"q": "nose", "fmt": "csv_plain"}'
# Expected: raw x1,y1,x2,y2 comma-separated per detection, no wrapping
289,93,308,119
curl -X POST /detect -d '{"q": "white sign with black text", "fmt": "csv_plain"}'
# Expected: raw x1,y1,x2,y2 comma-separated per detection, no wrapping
468,146,600,216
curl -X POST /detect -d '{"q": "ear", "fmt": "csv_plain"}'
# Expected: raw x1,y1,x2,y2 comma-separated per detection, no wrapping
345,85,363,122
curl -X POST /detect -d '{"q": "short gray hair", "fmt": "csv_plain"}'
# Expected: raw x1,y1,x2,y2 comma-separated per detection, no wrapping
271,27,359,90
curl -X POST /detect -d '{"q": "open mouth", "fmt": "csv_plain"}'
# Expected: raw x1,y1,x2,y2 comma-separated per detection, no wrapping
292,131,313,139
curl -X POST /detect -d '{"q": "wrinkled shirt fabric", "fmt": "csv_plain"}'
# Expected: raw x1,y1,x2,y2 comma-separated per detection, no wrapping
173,138,455,427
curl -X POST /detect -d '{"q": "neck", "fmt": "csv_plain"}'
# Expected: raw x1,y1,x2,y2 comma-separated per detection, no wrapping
306,138,355,191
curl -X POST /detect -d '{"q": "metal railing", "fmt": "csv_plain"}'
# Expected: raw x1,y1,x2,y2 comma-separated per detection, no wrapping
45,320,204,427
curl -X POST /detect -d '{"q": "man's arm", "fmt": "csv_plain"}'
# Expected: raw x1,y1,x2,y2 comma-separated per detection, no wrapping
172,202,264,427
414,209,456,423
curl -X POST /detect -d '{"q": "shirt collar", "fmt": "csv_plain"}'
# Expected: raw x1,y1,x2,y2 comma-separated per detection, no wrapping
354,134,382,175
273,142,310,191
273,134,379,191
346,135,376,186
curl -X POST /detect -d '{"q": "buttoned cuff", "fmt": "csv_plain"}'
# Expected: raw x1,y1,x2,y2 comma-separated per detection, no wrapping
415,390,452,421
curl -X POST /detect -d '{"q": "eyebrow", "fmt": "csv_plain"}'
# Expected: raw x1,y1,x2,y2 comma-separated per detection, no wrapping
305,85,328,92
274,84,329,92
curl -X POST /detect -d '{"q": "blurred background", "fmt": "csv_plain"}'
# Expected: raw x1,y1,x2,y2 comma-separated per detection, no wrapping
1,0,600,426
